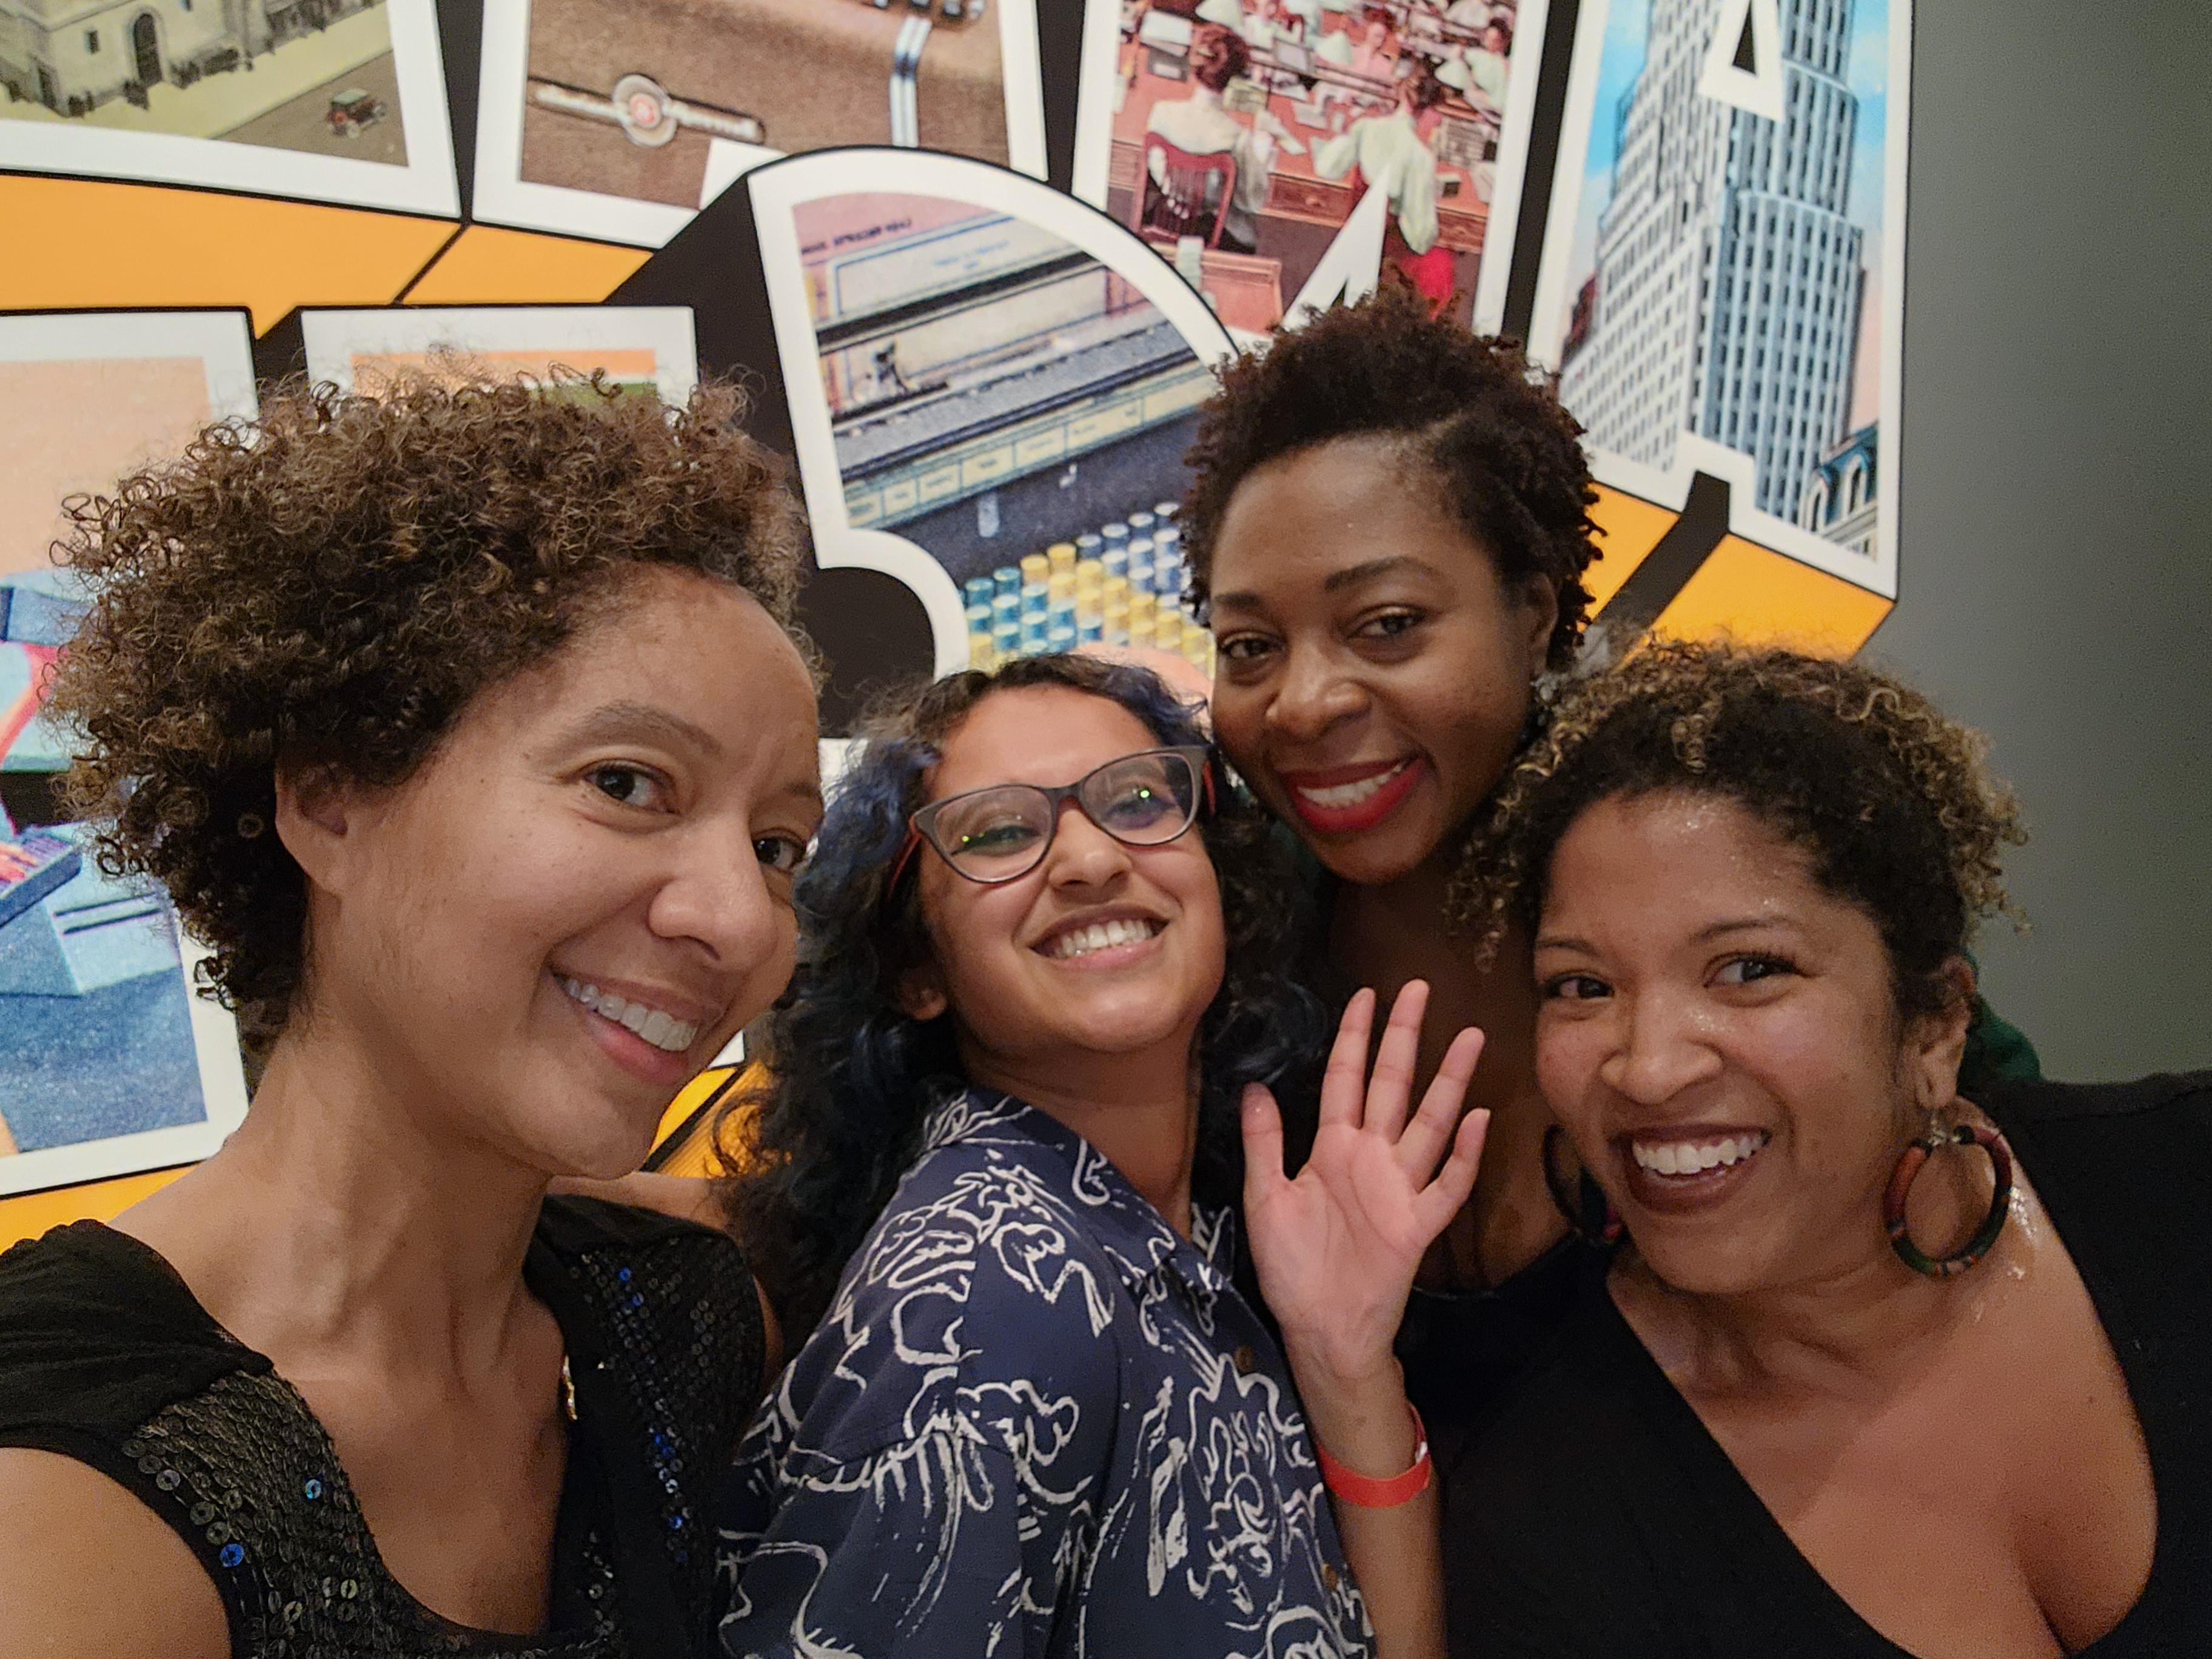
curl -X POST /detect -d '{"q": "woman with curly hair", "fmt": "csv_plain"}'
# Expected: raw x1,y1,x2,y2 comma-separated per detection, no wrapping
1178,287,2038,1463
714,653,1487,1658
0,378,822,1658
1443,642,2204,1656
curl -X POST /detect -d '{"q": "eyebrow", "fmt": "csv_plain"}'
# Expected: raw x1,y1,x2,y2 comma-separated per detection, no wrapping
1210,554,1435,615
566,701,726,760
1534,917,1795,954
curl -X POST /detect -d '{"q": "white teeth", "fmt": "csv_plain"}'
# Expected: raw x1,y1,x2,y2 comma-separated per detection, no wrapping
1632,1131,1769,1178
558,976,699,1054
1293,762,1408,810
1044,917,1162,961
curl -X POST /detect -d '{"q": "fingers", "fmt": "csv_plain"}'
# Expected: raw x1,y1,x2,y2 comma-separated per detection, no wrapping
1362,980,1431,1141
1412,1106,1491,1240
1317,987,1376,1130
1240,1082,1290,1205
1395,1024,1486,1178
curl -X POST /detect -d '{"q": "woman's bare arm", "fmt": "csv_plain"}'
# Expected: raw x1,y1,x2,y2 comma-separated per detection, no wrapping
0,1447,229,1658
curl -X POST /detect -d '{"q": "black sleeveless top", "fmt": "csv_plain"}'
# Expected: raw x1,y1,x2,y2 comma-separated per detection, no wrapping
0,1196,765,1659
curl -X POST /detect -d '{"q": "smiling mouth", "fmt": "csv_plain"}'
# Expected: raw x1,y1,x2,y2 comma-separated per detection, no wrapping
1629,1130,1771,1180
1279,757,1428,835
558,976,699,1054
1038,917,1164,962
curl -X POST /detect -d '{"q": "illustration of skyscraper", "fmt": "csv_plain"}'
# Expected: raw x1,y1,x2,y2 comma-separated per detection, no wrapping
1561,0,1866,526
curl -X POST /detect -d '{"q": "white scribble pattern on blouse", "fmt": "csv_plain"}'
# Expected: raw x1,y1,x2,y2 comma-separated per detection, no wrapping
716,1091,1373,1659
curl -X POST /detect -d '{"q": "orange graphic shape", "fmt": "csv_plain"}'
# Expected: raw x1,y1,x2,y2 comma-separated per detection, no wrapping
401,225,651,307
0,175,457,332
1583,484,1683,611
1652,534,1892,654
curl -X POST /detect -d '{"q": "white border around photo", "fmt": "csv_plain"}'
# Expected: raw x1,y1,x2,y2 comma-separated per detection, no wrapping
0,0,458,218
471,0,1051,249
745,146,1235,674
298,304,701,404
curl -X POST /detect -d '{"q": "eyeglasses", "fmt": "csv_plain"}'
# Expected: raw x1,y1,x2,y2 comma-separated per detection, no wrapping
888,745,1213,894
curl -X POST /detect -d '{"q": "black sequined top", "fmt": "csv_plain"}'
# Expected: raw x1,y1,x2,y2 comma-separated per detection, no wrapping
0,1196,765,1658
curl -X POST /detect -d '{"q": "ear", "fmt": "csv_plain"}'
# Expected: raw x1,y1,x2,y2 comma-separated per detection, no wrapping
1517,573,1561,668
893,960,950,1024
272,762,363,895
1907,954,1979,1108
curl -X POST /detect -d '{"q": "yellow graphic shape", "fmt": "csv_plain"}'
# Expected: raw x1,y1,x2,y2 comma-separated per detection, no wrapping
0,1166,187,1253
401,226,651,306
0,175,457,331
1653,534,1892,653
1583,483,1682,610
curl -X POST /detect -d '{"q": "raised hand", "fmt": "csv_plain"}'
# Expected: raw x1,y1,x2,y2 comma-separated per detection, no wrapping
1241,982,1487,1385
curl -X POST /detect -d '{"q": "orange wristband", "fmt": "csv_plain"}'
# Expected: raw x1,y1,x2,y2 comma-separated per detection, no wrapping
1314,1403,1433,1507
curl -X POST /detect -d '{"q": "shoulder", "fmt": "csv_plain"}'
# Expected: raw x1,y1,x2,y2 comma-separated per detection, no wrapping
765,1138,1128,1463
843,1134,1127,1342
0,1222,258,1441
1980,1068,2212,1128
0,1447,229,1659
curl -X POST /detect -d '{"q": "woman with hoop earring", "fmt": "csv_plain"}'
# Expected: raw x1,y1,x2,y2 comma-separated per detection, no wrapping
1436,640,2206,1657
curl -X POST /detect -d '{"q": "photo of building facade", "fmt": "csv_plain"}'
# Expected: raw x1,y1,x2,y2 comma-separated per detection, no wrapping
1558,0,1874,532
0,0,398,163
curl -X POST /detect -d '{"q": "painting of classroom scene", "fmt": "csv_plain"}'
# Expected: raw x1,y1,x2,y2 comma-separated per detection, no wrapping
1102,0,1524,330
0,0,408,166
801,190,1215,679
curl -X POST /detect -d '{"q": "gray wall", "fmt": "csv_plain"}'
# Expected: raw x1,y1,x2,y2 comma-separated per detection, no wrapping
1866,3,2210,1079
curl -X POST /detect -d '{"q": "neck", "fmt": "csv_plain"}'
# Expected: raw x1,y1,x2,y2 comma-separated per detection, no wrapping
117,1015,551,1384
1618,1139,2028,1400
959,1029,1202,1236
1332,852,1565,1289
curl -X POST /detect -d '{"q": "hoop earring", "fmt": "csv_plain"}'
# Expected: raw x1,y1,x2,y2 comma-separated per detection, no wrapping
1541,1124,1622,1245
1883,1115,2014,1279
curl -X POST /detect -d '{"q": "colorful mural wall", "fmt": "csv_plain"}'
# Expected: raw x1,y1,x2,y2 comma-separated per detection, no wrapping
0,0,1908,1243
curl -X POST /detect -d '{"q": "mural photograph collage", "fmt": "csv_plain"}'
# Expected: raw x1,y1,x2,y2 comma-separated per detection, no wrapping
1,0,1909,1236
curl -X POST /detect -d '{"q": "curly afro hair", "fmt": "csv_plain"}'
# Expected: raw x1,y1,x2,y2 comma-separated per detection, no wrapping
45,374,812,1054
718,653,1322,1338
1178,286,1601,669
1449,640,2026,1020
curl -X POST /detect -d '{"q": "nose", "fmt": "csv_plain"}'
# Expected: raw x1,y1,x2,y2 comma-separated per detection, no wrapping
645,821,790,976
1598,989,1724,1106
1264,641,1366,743
1044,799,1134,890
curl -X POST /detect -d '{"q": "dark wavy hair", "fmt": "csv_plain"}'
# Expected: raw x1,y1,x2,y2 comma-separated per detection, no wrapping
721,654,1324,1338
1178,286,1601,669
44,374,810,1053
1451,640,2026,1021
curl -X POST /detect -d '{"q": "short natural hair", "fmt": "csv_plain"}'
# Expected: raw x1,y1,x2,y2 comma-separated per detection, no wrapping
1178,287,1601,669
47,375,811,1052
1449,640,2025,1021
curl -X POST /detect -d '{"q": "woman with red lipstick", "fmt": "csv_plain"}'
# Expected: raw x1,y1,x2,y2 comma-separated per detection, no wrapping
714,653,1486,1658
1443,642,2207,1657
0,378,819,1658
1178,289,2040,1460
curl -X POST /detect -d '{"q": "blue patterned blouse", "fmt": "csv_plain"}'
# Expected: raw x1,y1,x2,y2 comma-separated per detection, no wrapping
714,1089,1375,1658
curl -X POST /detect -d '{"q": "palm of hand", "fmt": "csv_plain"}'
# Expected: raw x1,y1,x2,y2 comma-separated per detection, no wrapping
1242,983,1488,1375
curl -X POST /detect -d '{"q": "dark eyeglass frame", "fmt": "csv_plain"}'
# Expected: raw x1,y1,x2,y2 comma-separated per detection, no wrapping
883,744,1215,901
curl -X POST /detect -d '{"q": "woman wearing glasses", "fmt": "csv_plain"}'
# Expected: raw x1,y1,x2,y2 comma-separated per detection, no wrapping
712,654,1486,1658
